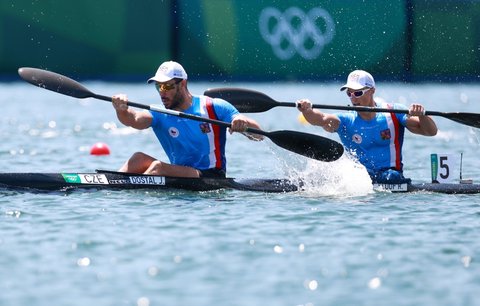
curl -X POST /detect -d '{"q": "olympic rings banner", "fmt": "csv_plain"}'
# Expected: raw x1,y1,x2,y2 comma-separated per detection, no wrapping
177,0,408,80
258,6,336,61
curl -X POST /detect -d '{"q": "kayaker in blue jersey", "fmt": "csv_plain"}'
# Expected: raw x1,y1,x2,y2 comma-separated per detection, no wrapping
296,70,438,183
112,61,262,178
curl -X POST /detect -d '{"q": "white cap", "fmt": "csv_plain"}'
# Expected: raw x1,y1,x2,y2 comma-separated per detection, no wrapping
340,70,375,91
147,61,188,83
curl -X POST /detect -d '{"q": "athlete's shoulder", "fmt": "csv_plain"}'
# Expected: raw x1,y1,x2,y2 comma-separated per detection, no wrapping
207,95,238,113
336,111,356,123
195,95,231,106
375,97,408,111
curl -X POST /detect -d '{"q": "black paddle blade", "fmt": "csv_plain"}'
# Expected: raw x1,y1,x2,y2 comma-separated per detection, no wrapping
268,130,344,162
204,87,278,113
18,67,94,99
442,112,480,128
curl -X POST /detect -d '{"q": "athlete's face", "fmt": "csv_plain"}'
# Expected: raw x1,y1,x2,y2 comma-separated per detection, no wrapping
155,79,183,110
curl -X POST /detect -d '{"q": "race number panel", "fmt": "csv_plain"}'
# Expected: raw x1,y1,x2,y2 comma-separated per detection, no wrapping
431,153,458,183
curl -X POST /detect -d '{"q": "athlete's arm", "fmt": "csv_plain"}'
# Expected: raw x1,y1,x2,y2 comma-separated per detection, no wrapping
296,99,340,132
112,94,152,130
405,103,437,136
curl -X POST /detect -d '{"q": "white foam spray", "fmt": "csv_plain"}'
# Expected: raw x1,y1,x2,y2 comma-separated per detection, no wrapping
281,154,374,197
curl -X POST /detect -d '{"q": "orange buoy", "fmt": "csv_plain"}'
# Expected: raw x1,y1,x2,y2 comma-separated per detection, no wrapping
90,142,110,155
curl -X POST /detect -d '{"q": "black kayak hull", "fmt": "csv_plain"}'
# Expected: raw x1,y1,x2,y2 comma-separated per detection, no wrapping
1,171,479,194
0,170,298,193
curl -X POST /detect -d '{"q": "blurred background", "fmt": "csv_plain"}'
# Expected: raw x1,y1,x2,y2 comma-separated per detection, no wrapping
1,0,479,83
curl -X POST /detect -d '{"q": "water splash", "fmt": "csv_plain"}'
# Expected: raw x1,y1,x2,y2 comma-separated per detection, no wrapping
285,155,373,197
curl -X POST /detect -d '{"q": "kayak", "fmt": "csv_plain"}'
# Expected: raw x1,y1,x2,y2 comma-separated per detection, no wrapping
0,170,479,194
0,170,298,193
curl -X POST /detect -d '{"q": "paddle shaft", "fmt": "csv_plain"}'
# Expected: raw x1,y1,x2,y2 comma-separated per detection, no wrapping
268,101,441,116
261,100,480,128
91,92,268,136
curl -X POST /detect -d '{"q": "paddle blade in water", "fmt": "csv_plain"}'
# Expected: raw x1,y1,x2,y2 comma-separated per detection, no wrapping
267,130,344,162
18,67,94,99
204,87,278,113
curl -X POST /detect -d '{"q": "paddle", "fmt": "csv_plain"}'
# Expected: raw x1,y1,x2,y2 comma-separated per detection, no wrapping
204,87,480,129
18,67,344,162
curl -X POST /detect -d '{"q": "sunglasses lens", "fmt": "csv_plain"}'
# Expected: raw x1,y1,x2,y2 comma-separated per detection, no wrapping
347,89,368,98
155,83,175,92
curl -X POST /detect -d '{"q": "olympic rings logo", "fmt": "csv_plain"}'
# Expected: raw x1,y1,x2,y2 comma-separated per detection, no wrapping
259,6,335,60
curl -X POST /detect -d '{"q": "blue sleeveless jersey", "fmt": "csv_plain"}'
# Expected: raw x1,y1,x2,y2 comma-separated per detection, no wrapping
149,95,239,171
336,102,409,172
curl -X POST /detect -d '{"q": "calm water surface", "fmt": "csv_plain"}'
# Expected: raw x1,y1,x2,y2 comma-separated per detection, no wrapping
1,81,480,306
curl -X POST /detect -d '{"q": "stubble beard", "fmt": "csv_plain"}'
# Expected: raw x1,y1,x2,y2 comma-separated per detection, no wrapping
164,89,182,110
